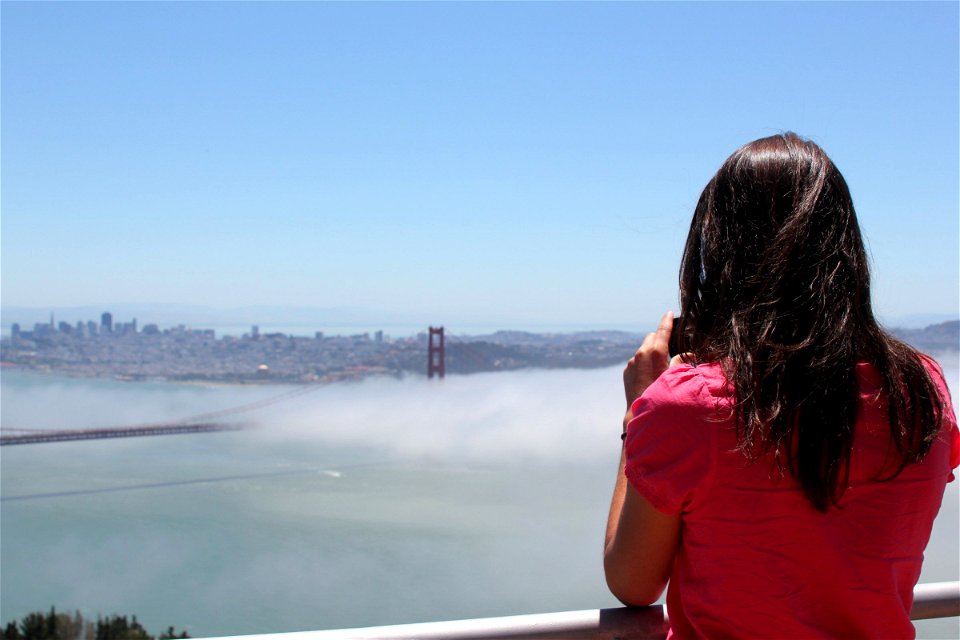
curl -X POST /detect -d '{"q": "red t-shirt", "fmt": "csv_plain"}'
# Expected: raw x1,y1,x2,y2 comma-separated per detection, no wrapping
624,360,959,639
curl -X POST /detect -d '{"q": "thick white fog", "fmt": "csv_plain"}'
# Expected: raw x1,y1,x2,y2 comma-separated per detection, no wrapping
4,354,956,462
2,366,628,463
250,367,626,463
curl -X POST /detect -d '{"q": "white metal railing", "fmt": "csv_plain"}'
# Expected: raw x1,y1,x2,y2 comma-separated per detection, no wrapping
203,581,959,639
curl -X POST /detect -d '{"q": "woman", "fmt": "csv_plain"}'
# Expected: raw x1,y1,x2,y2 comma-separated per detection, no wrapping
604,133,958,638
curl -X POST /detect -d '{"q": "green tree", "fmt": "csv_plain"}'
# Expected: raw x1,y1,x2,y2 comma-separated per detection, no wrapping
2,611,186,640
1,621,24,640
94,616,150,640
18,608,56,640
52,611,87,640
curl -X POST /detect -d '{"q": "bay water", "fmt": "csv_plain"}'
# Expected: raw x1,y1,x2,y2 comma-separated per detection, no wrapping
2,358,958,638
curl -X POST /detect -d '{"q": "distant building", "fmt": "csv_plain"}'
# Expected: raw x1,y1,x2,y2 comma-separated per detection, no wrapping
34,322,54,337
11,323,20,339
101,312,113,333
58,321,73,334
375,330,384,343
251,325,260,339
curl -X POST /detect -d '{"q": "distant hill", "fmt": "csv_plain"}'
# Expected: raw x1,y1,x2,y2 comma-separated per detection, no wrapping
890,321,959,353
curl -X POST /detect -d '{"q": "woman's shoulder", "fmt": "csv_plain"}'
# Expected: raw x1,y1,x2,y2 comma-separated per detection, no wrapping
856,354,949,381
856,355,955,415
917,353,956,398
624,362,728,514
856,355,959,474
631,361,731,417
653,360,731,398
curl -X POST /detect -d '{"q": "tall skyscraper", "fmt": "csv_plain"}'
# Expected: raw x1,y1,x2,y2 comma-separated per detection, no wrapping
101,312,113,333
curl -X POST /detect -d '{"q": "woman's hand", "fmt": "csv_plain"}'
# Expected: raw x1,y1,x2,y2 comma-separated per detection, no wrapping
623,310,674,410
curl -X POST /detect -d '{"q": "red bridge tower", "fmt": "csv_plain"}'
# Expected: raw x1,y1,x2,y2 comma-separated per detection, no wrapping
428,326,445,379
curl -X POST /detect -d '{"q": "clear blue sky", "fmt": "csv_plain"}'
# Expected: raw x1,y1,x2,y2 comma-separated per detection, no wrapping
2,2,957,329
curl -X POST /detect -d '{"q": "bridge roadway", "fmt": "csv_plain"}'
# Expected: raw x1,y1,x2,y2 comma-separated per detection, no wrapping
0,422,242,446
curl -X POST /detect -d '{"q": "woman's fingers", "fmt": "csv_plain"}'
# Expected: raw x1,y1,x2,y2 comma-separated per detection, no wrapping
653,310,674,351
623,311,676,408
637,311,674,359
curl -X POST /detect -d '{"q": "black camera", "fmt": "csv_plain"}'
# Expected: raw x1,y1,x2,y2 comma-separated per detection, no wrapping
668,317,684,358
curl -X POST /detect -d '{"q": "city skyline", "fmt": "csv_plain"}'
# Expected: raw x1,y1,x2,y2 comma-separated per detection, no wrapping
4,304,955,385
2,301,957,338
2,2,958,329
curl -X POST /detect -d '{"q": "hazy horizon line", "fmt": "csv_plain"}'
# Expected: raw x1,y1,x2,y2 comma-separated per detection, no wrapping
1,302,957,335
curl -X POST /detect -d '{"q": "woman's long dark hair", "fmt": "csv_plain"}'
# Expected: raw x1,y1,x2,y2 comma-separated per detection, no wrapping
677,132,946,511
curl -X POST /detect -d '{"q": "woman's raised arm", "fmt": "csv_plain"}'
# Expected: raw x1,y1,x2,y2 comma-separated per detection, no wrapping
604,310,682,606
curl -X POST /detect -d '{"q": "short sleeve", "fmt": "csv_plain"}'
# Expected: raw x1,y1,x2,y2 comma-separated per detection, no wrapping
943,383,959,479
921,355,960,481
623,364,720,515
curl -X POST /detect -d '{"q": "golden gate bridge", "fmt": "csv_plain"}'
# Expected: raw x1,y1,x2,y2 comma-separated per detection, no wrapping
0,382,325,446
1,327,485,446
